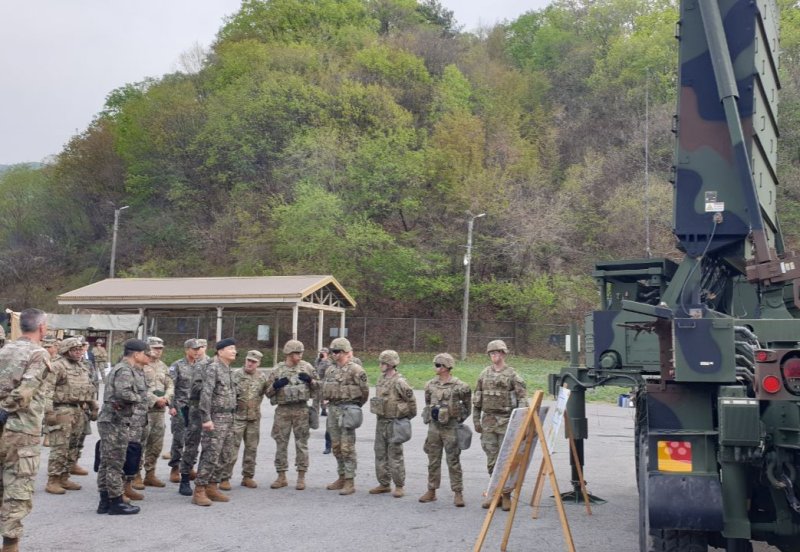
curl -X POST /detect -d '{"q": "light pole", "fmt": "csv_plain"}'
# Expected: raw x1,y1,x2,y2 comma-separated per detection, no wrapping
460,211,485,361
109,205,129,278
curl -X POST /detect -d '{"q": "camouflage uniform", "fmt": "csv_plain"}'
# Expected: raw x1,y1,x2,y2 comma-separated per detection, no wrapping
371,372,417,489
195,358,236,487
223,368,268,481
45,353,95,477
422,376,472,493
91,344,108,382
266,360,318,474
179,356,210,476
141,359,173,473
321,360,369,479
473,365,528,474
0,337,53,539
168,356,195,469
97,360,141,499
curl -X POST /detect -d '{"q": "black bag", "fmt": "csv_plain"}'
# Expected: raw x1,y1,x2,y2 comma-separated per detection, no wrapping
123,442,142,476
94,440,101,473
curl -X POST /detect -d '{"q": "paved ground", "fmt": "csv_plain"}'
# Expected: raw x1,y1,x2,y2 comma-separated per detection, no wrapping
19,392,776,551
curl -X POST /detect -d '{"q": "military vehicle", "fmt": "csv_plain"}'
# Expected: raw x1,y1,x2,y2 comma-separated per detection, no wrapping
550,0,800,550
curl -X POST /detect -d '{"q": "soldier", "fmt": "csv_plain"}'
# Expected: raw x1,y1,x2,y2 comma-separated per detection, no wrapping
42,336,58,360
96,338,147,516
474,339,528,509
265,340,318,491
220,350,268,490
419,353,472,507
369,350,417,498
321,337,368,496
133,337,173,489
121,342,150,502
167,339,202,484
178,340,211,496
91,338,109,383
191,338,237,507
43,337,97,495
0,308,52,552
73,337,98,478
315,348,332,453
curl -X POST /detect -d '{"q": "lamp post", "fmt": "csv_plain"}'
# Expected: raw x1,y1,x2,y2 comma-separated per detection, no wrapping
109,205,129,278
460,211,485,361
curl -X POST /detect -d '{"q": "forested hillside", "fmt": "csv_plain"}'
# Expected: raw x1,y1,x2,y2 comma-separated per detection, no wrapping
2,0,799,324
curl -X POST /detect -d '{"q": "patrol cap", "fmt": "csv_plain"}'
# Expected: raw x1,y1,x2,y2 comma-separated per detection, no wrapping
283,339,304,354
59,336,84,354
433,353,455,370
329,337,352,353
184,338,202,349
215,338,236,351
246,350,263,361
197,339,208,347
42,335,58,347
123,338,149,353
320,347,329,354
96,338,105,345
378,350,400,367
486,339,509,354
147,336,165,348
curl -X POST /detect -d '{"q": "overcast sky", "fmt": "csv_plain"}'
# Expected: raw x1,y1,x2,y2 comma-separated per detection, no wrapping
0,1,547,165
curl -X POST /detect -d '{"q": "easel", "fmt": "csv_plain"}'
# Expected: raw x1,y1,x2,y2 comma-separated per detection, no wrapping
531,411,592,518
473,390,576,552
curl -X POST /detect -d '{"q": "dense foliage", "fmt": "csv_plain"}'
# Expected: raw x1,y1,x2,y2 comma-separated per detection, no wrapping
2,0,799,324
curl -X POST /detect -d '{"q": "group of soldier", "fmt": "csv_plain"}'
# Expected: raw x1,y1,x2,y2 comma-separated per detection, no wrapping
0,307,529,551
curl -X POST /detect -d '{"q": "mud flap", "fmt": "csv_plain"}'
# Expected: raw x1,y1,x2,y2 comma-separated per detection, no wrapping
649,473,724,531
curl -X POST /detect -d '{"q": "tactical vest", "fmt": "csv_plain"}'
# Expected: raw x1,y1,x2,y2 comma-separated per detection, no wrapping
321,362,363,403
370,375,410,419
429,379,468,424
479,368,519,414
273,365,311,405
52,358,94,404
234,370,266,419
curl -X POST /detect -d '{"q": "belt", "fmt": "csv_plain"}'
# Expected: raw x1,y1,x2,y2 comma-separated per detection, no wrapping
53,402,80,407
332,401,358,406
214,408,235,414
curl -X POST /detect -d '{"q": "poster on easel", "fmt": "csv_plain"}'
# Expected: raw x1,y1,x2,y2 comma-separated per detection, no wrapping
545,386,571,451
485,406,549,503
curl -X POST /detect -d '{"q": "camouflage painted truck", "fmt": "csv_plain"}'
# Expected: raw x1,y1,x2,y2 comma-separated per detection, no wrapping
549,0,800,550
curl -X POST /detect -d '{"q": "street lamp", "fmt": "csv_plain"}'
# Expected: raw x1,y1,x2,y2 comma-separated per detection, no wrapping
109,205,129,278
460,211,485,361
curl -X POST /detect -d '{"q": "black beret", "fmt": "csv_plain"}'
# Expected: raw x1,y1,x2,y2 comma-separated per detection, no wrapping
215,338,236,351
123,338,149,352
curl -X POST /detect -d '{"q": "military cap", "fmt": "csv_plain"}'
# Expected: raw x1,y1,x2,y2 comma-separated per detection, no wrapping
378,350,400,367
433,353,455,369
123,338,149,352
147,336,165,348
486,339,509,354
246,350,263,361
329,337,352,353
184,338,202,349
96,338,105,345
59,337,84,355
215,338,236,351
197,339,208,347
320,347,329,354
42,335,58,347
283,339,304,354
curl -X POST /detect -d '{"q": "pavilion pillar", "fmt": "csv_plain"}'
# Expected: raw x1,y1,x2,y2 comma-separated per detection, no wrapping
216,307,223,342
291,304,299,340
317,310,324,351
273,312,280,368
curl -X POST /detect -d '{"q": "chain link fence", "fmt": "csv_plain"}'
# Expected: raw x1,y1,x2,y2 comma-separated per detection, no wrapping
147,313,570,360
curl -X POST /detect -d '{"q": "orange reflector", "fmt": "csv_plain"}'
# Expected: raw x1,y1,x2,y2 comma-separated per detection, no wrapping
762,375,782,394
657,441,692,472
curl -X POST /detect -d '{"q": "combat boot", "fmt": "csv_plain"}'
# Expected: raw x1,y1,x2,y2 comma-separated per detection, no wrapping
418,489,437,503
132,473,145,490
219,479,232,491
45,475,66,495
96,491,110,514
108,495,140,515
70,464,88,476
326,475,345,490
339,478,355,496
1,536,18,552
206,482,230,502
178,473,193,496
295,472,306,491
124,480,144,501
169,466,180,483
191,485,212,507
454,492,465,507
270,472,288,489
501,491,512,511
242,477,258,489
144,470,165,488
60,473,82,491
368,484,391,494
392,486,404,498
481,493,502,509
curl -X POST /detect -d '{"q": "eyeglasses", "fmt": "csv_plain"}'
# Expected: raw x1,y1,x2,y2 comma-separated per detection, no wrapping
330,349,343,354
434,363,448,368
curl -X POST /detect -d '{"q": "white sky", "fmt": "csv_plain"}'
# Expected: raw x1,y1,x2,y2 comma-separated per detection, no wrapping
0,1,545,164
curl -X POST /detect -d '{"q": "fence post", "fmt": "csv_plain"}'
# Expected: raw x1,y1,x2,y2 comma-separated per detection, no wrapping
412,317,417,352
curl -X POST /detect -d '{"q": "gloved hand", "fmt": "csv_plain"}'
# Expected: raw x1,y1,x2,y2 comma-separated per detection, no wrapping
298,372,312,384
45,410,58,426
273,377,290,390
0,409,8,425
89,403,99,422
431,406,440,422
474,421,482,434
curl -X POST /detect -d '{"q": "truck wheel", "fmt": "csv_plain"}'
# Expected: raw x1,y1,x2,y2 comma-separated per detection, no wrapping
638,432,708,551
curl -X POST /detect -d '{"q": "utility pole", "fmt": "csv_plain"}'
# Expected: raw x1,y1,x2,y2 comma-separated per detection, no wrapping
110,205,129,278
461,211,485,361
